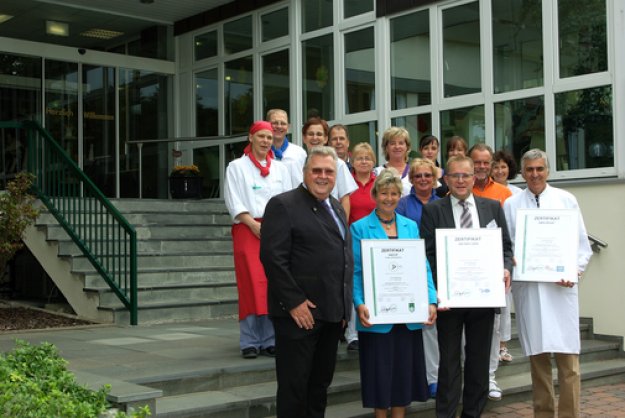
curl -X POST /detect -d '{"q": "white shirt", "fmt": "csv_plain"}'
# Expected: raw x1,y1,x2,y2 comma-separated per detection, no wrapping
275,142,307,189
503,184,592,356
291,157,357,200
507,183,523,195
449,194,480,229
224,156,292,223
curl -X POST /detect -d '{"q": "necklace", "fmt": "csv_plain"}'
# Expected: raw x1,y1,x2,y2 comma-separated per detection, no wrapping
375,210,396,230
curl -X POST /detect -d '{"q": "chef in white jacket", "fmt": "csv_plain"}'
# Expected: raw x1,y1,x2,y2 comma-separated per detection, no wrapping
503,148,592,418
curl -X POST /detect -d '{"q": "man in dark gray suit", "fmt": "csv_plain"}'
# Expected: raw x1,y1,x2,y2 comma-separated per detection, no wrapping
420,155,513,418
260,146,353,418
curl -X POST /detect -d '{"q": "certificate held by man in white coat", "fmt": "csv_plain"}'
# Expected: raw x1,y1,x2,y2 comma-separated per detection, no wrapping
503,149,592,418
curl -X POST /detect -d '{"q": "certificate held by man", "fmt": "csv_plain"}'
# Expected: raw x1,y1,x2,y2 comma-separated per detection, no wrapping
436,228,506,308
360,239,429,324
513,209,579,283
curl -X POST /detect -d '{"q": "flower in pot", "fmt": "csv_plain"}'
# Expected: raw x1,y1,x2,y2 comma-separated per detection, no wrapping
169,165,203,199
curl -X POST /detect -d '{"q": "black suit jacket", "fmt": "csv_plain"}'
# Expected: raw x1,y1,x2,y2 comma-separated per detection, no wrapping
420,194,514,288
260,185,353,323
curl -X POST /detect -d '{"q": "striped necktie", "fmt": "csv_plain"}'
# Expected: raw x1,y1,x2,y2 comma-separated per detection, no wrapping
535,194,540,208
459,200,473,229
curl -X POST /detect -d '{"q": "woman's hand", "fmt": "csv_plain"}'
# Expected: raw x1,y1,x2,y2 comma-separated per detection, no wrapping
423,303,437,325
357,304,372,328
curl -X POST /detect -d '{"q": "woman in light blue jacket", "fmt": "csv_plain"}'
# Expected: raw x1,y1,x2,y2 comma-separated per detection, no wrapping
351,168,437,418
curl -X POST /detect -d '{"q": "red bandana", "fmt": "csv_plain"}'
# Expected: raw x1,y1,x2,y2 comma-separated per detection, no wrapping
245,121,275,177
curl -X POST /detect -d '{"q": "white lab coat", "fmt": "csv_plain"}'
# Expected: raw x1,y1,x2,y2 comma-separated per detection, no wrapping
503,185,592,355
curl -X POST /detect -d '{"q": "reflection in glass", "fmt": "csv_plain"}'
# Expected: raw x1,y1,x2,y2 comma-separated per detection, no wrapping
345,27,375,114
263,50,290,118
344,0,373,18
196,69,219,137
193,145,220,199
443,2,481,97
262,9,289,41
119,69,170,198
225,57,253,135
345,121,378,153
224,16,252,56
302,0,333,33
555,86,613,170
45,60,79,163
391,114,432,160
226,140,249,166
494,96,545,171
195,31,218,61
82,65,116,197
558,0,607,78
440,105,485,167
303,34,334,121
391,10,430,109
492,0,543,93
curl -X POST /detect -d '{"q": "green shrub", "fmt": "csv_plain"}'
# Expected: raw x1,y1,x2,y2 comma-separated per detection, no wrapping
0,339,149,418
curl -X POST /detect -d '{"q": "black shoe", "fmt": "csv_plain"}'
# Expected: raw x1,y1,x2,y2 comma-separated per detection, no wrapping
347,341,359,351
260,346,276,357
241,347,257,359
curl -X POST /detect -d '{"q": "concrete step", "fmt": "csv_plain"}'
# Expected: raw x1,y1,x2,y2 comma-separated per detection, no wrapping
44,224,232,240
47,198,228,214
82,267,236,288
68,251,234,272
57,238,232,256
38,212,232,226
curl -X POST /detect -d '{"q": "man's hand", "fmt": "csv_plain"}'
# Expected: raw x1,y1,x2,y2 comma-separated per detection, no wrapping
503,269,511,293
556,271,581,288
424,304,437,325
356,304,372,328
289,300,316,329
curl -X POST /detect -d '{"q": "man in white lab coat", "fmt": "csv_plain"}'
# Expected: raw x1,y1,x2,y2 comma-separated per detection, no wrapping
503,148,592,418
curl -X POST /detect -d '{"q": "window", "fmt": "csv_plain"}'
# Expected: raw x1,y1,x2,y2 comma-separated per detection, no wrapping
262,8,289,41
196,69,219,137
441,105,485,166
344,0,373,19
302,34,334,121
225,57,253,135
302,0,333,33
345,27,375,114
224,16,253,55
263,50,290,118
195,31,218,61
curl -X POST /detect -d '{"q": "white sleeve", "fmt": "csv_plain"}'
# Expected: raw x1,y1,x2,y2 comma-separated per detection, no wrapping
333,159,358,199
224,162,248,222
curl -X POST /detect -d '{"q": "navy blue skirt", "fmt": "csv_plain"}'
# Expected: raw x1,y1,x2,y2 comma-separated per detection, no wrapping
358,325,429,409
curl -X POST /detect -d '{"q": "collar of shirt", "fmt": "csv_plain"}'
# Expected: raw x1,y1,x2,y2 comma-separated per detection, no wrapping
449,193,476,208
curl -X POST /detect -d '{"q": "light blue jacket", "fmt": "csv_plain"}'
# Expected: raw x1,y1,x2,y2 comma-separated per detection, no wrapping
351,210,437,334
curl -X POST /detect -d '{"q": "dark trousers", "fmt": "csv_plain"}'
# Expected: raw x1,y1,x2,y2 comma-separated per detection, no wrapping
273,316,343,418
436,308,495,418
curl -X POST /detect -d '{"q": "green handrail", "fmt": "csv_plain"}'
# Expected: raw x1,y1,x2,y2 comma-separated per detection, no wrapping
0,121,138,324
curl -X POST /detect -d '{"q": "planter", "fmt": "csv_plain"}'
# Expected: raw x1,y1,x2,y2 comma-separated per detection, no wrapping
169,176,203,199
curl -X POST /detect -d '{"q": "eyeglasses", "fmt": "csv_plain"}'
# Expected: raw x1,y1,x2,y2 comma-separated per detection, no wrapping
412,173,433,179
271,121,289,127
310,168,335,176
447,173,474,179
524,166,546,173
306,132,325,137
354,156,373,162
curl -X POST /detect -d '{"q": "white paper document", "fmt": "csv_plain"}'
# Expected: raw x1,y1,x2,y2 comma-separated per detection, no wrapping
361,239,430,325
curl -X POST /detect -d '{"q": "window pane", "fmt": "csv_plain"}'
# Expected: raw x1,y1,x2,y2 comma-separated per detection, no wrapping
263,50,290,118
443,2,481,97
195,31,218,61
226,140,249,165
391,10,430,109
441,105,485,167
555,86,613,170
45,60,79,163
302,0,333,33
344,0,373,18
391,114,433,160
345,121,378,153
225,57,253,135
193,145,220,199
559,0,607,78
262,8,289,41
196,69,219,137
492,0,543,93
494,96,545,172
0,53,41,122
303,34,334,121
345,27,375,114
224,16,252,56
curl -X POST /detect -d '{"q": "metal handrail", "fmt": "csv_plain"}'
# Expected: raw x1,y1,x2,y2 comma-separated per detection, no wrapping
588,234,607,253
0,121,138,324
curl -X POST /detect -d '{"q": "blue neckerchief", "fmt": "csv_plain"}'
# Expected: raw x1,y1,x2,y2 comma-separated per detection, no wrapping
271,138,289,160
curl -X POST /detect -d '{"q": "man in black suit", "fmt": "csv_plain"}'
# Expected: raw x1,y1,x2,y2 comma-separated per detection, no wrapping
260,146,353,418
420,155,513,418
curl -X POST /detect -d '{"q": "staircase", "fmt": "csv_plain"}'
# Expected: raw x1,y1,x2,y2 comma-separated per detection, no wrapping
29,198,237,324
142,318,625,417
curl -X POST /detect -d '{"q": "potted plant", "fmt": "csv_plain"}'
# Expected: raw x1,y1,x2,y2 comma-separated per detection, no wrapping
169,165,203,199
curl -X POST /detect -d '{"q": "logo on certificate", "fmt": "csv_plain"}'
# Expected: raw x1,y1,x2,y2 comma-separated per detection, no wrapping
409,303,415,313
388,263,399,272
557,266,564,272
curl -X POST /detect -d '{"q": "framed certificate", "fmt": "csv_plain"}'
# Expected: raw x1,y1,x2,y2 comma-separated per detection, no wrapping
436,228,506,309
513,209,579,283
361,239,430,325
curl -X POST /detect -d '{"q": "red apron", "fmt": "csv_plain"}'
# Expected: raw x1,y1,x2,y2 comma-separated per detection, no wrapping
231,220,268,321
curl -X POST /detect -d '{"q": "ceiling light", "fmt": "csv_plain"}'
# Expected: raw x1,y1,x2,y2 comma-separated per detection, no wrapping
140,0,154,4
0,15,14,24
46,21,69,37
79,28,124,40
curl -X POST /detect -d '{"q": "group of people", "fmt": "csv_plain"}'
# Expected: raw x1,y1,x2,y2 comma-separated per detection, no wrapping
224,109,592,418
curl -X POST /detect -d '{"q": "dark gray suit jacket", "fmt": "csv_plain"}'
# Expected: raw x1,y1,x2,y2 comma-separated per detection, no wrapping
260,185,353,323
420,194,514,288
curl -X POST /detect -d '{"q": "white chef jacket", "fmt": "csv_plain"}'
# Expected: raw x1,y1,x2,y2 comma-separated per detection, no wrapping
224,156,292,222
503,185,592,356
275,142,307,189
290,157,357,200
